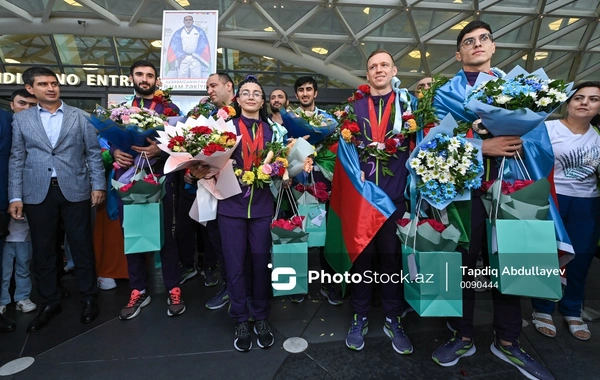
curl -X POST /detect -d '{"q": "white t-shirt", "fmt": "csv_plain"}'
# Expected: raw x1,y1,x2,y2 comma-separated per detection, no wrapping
546,119,600,197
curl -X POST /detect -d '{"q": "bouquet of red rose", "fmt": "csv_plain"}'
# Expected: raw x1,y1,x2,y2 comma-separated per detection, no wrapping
112,170,166,204
481,175,550,220
271,215,308,244
156,115,241,176
295,182,329,203
396,213,460,252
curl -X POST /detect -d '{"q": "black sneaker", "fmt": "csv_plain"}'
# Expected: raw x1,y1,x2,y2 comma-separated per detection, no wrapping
234,321,252,352
119,290,151,320
254,320,275,349
204,267,218,287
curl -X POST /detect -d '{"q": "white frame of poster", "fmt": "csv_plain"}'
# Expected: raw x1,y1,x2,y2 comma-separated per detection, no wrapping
160,10,218,91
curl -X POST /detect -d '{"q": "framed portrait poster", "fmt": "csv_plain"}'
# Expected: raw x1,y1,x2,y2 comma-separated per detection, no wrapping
160,10,218,91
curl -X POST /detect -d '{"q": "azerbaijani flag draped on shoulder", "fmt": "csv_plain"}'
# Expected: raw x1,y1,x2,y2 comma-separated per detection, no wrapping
324,133,396,279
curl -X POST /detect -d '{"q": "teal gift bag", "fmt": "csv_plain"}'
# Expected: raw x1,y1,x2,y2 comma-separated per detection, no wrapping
487,219,562,300
271,242,309,297
401,245,463,317
123,203,164,254
297,193,327,247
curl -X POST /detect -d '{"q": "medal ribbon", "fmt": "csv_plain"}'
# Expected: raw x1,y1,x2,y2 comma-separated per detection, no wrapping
368,92,395,142
239,120,264,171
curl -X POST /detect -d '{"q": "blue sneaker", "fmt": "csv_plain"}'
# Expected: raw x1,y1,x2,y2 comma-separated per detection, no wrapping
432,333,476,366
383,316,413,354
490,339,555,380
346,314,368,351
205,287,229,310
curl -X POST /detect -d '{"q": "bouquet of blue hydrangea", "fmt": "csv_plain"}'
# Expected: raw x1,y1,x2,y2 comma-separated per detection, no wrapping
408,114,484,209
465,66,573,136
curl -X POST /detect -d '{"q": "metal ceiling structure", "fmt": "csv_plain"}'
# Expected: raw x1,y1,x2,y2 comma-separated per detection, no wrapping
0,0,600,89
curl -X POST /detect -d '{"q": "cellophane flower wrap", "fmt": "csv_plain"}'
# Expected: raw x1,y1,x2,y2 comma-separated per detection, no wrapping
111,170,166,204
280,106,338,145
396,212,460,252
156,115,241,175
465,65,573,136
88,105,166,156
480,159,551,220
294,182,330,203
271,215,308,244
407,114,484,209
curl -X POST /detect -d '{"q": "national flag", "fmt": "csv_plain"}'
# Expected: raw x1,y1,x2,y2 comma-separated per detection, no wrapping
324,138,396,277
167,45,178,73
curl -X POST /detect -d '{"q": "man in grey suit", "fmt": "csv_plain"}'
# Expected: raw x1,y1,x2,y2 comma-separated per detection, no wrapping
8,66,106,332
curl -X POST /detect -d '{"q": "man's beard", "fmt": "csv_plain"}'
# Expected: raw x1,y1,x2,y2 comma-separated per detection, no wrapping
134,82,156,96
270,104,280,114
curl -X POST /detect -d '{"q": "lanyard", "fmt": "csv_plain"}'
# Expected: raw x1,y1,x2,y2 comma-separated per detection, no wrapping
368,92,395,142
239,120,264,171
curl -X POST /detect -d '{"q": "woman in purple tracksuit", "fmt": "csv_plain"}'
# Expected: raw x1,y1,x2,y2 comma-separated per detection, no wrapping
217,76,274,352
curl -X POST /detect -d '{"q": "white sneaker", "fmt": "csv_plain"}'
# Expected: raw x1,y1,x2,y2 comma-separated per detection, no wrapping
16,299,37,313
97,277,117,290
0,305,6,314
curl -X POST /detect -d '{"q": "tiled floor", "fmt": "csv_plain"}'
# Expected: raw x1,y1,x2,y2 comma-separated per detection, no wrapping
2,251,600,379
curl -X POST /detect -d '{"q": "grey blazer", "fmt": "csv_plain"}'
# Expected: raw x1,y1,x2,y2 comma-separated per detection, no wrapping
8,102,106,205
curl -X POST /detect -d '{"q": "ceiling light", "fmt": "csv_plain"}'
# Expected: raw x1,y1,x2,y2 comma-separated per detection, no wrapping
64,0,82,6
263,56,273,60
312,47,328,55
410,70,418,72
175,0,190,6
521,52,548,61
568,18,579,24
363,7,370,14
264,27,275,32
83,63,98,71
217,47,223,54
151,40,162,48
408,50,430,59
548,19,562,31
451,21,470,30
454,0,463,3
5,58,20,64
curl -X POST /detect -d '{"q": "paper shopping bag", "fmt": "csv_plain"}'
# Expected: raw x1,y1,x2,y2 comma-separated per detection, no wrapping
401,245,463,317
487,219,562,300
297,201,327,247
271,242,309,297
123,203,164,254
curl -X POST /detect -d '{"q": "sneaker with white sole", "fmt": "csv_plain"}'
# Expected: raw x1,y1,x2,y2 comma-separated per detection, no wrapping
383,316,413,354
432,332,476,366
16,299,37,313
490,339,555,380
254,320,275,349
97,277,117,290
346,314,368,351
167,287,186,317
119,290,151,320
179,266,198,285
205,287,229,310
234,321,252,352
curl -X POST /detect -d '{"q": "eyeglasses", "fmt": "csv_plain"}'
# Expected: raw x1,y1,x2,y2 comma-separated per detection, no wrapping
239,90,263,99
460,33,493,50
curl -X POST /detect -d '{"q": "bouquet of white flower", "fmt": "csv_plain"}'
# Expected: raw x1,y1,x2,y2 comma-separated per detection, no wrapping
465,65,573,136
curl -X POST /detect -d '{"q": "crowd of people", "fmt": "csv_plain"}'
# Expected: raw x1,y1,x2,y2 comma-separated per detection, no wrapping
0,20,599,380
